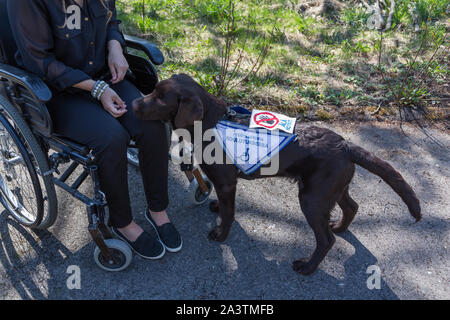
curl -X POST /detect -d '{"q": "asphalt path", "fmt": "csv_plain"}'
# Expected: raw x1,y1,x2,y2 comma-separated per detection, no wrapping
0,121,448,300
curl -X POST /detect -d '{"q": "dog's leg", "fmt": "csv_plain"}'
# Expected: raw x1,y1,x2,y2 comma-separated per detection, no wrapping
209,200,219,213
330,186,359,234
208,184,237,242
294,186,337,275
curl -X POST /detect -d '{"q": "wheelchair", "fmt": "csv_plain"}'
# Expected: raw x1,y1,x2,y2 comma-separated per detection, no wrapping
0,0,213,271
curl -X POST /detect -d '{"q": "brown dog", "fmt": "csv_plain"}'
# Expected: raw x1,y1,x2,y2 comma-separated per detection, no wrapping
132,74,421,275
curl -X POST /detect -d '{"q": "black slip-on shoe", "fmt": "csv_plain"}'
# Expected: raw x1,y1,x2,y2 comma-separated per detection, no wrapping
145,211,183,253
111,227,165,260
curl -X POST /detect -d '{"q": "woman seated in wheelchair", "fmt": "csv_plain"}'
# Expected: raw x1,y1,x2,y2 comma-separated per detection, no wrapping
8,0,181,259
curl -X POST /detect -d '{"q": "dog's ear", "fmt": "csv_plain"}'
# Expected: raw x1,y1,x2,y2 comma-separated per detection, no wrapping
174,96,204,128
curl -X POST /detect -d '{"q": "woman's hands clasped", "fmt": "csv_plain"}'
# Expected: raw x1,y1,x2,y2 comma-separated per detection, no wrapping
100,87,127,118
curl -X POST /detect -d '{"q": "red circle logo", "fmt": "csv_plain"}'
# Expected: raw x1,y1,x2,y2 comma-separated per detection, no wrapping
254,112,279,129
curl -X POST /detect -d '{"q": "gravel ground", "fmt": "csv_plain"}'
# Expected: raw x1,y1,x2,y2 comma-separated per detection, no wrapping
0,121,448,300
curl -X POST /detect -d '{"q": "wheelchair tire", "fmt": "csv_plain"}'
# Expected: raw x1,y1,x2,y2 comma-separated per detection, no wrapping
0,95,58,229
187,173,213,206
93,239,132,272
127,148,139,167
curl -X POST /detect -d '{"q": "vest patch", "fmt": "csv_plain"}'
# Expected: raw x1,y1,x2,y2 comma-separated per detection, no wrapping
213,120,296,175
249,109,296,133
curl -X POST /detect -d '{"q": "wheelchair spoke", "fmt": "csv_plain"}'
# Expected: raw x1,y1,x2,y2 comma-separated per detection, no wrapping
15,165,38,210
3,154,23,165
0,119,39,224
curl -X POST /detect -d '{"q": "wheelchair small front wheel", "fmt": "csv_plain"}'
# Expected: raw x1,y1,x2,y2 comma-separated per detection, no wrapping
187,175,213,206
127,148,139,167
93,239,132,272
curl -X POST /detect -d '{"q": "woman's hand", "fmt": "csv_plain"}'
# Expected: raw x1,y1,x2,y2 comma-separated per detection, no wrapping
100,87,128,118
108,40,129,84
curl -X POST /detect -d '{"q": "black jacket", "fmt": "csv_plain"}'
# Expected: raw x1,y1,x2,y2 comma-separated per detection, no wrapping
7,0,125,91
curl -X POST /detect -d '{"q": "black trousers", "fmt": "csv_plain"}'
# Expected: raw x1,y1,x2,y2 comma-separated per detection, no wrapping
47,80,169,228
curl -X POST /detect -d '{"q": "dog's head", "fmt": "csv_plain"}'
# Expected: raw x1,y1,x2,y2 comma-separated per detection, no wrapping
132,74,204,129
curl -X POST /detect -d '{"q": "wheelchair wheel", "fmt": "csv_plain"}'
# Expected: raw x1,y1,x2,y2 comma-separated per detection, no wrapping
187,173,213,206
127,147,139,167
0,95,57,229
93,239,132,272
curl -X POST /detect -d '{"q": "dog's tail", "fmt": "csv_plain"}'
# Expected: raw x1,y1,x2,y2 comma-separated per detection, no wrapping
346,142,421,222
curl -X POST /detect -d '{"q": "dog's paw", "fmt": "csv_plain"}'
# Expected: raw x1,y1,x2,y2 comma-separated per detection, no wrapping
209,200,219,213
208,227,227,242
329,221,348,234
292,258,318,275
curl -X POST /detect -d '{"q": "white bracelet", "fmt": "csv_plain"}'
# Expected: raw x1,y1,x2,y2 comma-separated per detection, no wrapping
97,83,109,100
91,80,109,100
91,80,101,99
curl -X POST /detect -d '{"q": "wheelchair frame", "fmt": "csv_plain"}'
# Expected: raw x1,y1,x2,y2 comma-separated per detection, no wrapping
0,31,212,270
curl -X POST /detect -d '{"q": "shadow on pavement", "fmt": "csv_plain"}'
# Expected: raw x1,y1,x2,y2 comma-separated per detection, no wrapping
1,121,448,299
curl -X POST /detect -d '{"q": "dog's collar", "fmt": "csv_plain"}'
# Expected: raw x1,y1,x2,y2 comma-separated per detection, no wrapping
223,106,251,121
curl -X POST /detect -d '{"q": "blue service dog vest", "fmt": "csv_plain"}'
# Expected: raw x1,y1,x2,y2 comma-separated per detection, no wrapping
213,117,297,175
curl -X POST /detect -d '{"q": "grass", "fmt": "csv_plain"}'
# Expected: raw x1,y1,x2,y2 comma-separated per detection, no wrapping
117,0,449,120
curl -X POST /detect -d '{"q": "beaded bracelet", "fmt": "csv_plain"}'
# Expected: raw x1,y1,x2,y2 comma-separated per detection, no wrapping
91,80,102,100
91,80,100,99
91,80,109,100
96,82,109,100
95,81,107,99
96,81,108,100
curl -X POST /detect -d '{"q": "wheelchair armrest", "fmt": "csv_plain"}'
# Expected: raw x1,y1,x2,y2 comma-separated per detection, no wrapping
124,34,164,66
0,63,52,103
